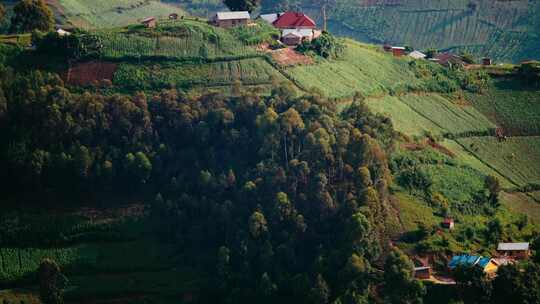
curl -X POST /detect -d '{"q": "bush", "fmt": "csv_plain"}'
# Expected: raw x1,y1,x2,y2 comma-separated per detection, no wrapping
296,31,345,59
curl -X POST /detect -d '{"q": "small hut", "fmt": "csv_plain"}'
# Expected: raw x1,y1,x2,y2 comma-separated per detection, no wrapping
482,58,492,66
441,218,455,230
169,13,179,20
497,243,530,259
391,46,405,57
141,17,156,28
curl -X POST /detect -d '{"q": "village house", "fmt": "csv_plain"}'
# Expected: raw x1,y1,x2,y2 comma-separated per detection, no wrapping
441,218,455,230
434,52,466,67
408,50,426,60
391,46,406,57
141,17,156,28
414,266,432,280
272,12,316,30
448,255,499,275
213,11,251,28
497,242,530,259
262,12,319,46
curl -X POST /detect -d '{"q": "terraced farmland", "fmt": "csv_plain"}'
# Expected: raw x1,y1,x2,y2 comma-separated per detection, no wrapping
441,139,513,188
320,0,540,62
467,79,540,136
54,0,186,29
284,40,421,98
398,94,495,135
113,58,288,90
96,20,258,61
456,136,540,187
365,95,444,136
363,93,495,137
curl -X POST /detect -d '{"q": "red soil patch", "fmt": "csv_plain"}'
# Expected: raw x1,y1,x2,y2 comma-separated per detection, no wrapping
427,140,456,158
401,142,424,151
271,47,314,66
65,61,118,86
401,140,456,158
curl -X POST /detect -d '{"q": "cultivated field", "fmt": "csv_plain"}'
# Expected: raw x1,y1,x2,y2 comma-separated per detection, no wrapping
54,0,186,29
363,93,495,137
456,136,540,187
441,139,514,188
366,95,445,136
113,58,288,90
284,40,422,98
96,20,258,61
398,94,495,135
323,0,539,62
467,79,540,136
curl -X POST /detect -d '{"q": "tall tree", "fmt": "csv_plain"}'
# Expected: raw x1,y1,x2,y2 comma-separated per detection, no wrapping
223,0,260,13
383,248,426,304
10,0,54,33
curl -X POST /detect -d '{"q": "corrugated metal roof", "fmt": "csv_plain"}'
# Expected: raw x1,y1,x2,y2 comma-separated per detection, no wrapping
141,17,155,23
216,11,251,20
409,51,426,59
449,255,481,269
497,242,529,251
260,13,279,24
414,266,431,271
282,29,313,38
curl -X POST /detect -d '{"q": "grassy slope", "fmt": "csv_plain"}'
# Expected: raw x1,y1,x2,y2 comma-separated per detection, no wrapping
441,139,514,188
285,40,421,98
466,78,540,136
54,0,186,29
114,58,288,91
321,0,540,63
96,20,258,61
456,136,540,187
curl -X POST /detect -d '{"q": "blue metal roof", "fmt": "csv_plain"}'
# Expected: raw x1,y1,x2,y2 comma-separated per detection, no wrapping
478,257,492,268
448,255,481,269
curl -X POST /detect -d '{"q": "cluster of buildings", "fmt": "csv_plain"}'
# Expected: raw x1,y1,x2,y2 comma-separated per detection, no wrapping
414,242,531,281
138,10,320,47
212,10,321,46
383,44,492,67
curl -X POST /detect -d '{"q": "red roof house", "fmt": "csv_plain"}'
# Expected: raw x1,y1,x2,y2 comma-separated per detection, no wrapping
273,12,316,29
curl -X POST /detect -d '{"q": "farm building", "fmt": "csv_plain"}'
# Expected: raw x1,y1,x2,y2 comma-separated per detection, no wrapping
408,50,426,59
434,52,466,67
213,11,251,28
441,218,454,229
281,29,321,46
272,12,316,29
391,46,405,57
482,57,492,65
260,13,281,24
141,17,156,28
497,242,530,259
414,266,432,279
448,255,499,275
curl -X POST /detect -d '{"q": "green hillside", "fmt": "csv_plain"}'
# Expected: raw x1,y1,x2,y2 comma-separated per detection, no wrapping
1,4,540,303
255,0,540,63
50,0,186,29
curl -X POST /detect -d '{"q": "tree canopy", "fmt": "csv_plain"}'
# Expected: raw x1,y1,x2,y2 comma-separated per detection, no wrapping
223,0,260,13
10,0,54,33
